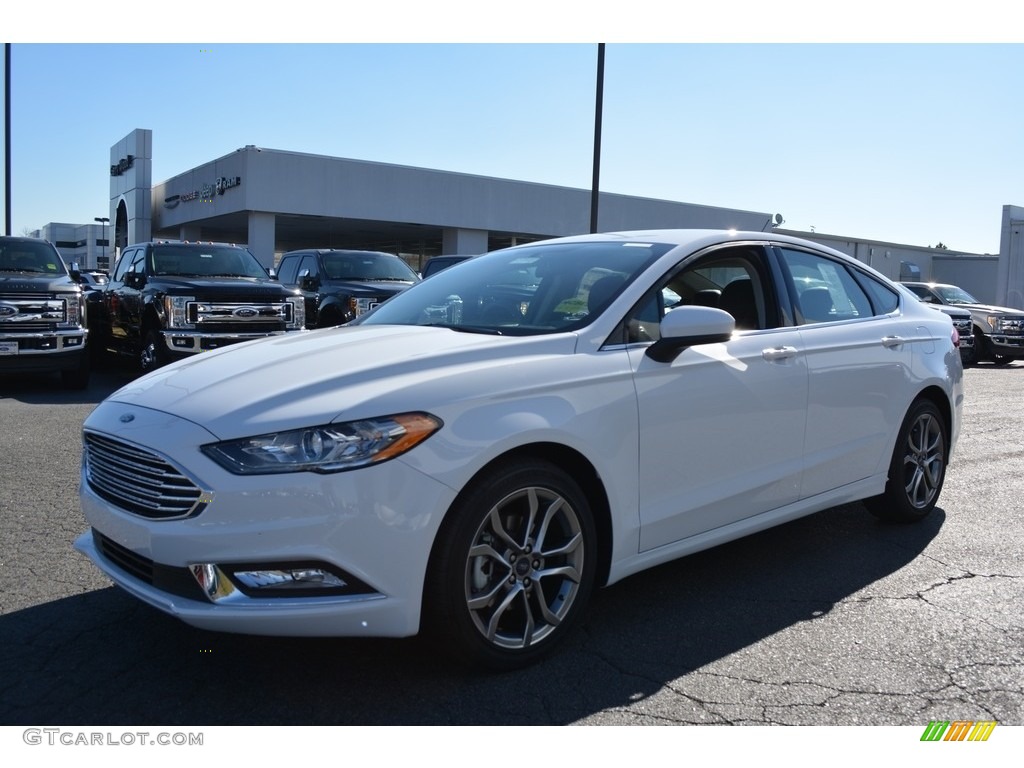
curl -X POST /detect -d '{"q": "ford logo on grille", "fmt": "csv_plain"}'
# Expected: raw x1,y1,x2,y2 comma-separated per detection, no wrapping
232,307,259,318
0,304,17,319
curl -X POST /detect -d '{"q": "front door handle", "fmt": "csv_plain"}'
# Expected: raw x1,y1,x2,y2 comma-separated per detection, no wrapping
762,346,799,361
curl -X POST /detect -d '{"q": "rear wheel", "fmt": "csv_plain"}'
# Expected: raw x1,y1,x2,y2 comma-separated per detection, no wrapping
866,399,947,523
424,459,596,671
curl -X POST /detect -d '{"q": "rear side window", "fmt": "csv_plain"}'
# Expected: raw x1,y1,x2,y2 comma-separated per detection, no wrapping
776,247,874,324
853,270,900,315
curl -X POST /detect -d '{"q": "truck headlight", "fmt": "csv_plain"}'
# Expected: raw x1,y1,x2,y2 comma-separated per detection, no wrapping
286,296,306,329
201,412,442,474
164,296,195,329
57,293,82,329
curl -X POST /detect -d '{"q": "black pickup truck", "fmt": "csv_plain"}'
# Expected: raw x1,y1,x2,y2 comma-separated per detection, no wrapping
0,235,90,388
276,249,419,328
91,240,306,372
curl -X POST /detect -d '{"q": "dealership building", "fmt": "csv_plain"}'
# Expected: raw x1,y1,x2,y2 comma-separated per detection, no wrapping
32,128,1024,308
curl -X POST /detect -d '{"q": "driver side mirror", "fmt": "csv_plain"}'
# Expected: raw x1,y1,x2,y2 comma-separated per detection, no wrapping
645,306,735,363
299,268,319,292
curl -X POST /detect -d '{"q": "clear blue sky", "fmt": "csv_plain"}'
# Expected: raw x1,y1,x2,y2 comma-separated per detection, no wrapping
3,11,1024,255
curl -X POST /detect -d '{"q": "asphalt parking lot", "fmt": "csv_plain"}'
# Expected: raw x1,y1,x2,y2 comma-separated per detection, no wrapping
1,361,1022,726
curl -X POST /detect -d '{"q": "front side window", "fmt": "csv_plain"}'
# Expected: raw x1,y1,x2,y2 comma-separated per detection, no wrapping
276,255,300,285
612,246,774,343
112,249,136,281
297,255,319,280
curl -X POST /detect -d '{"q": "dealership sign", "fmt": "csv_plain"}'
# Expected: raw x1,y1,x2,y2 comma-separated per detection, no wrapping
110,155,135,177
164,176,242,208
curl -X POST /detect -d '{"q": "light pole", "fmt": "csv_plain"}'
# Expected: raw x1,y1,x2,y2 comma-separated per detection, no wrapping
94,216,109,271
590,43,605,234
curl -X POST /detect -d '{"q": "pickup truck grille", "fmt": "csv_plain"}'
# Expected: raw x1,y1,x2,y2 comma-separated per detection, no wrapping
0,293,65,330
187,301,293,327
84,432,206,520
950,317,972,335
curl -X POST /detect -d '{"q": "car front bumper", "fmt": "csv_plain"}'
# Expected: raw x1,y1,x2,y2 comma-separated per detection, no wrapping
75,401,457,638
0,330,88,372
988,333,1024,358
162,329,303,356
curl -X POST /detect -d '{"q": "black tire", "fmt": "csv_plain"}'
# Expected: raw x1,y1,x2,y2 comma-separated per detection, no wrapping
139,328,167,374
423,459,597,671
866,399,947,523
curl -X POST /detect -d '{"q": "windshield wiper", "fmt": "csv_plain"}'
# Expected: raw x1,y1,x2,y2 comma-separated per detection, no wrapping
448,325,503,335
419,322,503,335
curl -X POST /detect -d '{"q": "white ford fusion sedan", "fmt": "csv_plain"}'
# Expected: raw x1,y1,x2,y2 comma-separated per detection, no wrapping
76,230,963,670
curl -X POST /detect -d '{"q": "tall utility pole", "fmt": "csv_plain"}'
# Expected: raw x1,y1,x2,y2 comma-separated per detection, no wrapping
5,44,11,236
589,43,605,234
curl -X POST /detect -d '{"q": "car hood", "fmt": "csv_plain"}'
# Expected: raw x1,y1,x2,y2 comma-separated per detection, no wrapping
103,325,579,440
958,302,1024,317
0,272,78,292
322,279,416,296
148,276,298,297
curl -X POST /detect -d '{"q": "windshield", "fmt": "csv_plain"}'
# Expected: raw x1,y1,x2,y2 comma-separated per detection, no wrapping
323,252,418,282
151,244,269,278
934,284,980,305
0,240,66,275
356,239,670,335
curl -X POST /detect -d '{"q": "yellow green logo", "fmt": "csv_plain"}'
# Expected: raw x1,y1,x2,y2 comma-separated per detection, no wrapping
921,721,997,741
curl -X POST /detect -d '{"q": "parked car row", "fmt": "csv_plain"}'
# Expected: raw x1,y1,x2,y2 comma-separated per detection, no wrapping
71,243,435,376
902,281,1024,365
74,229,966,670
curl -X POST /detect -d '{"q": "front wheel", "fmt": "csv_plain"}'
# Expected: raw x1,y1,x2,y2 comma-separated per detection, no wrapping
139,329,168,373
866,399,948,523
424,459,597,671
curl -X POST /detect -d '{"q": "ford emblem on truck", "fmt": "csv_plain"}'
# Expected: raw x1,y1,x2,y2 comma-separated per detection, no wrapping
232,307,259,318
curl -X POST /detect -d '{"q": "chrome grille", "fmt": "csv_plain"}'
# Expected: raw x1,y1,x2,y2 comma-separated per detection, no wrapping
0,293,65,330
84,432,206,519
187,301,293,325
951,318,971,334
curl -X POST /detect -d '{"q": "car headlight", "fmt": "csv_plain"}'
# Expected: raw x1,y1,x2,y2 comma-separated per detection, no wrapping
201,412,442,474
